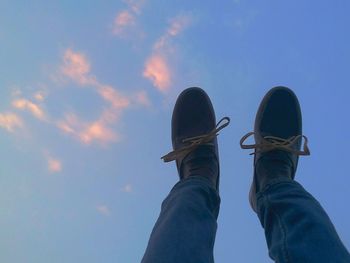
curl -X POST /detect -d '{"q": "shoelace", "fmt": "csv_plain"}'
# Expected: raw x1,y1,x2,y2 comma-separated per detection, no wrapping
240,132,310,156
161,117,230,162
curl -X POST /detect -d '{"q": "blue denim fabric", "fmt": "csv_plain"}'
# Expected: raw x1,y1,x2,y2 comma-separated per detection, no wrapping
257,178,350,263
142,176,220,263
142,176,350,263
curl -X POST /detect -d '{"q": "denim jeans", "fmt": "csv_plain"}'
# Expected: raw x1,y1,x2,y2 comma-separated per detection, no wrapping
142,176,350,263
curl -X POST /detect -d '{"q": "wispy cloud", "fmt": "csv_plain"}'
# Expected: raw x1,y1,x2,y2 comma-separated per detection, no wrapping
60,49,130,108
0,112,23,132
57,111,119,145
96,205,111,216
167,15,190,37
143,14,191,92
57,49,135,145
12,98,46,120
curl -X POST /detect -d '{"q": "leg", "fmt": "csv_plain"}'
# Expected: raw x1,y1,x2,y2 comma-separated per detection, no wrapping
257,177,350,263
142,87,229,263
241,86,350,262
142,176,220,263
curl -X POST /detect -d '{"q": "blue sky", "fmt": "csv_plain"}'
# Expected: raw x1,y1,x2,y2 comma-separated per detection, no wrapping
1,1,349,262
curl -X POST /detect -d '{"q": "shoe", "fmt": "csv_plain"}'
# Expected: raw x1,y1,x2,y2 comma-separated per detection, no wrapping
161,87,230,190
240,86,310,212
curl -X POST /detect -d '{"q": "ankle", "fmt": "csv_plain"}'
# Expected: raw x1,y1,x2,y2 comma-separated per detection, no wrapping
255,150,293,192
180,145,218,187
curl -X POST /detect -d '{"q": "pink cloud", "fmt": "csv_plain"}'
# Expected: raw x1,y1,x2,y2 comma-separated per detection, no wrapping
57,112,119,145
96,205,110,216
48,157,62,173
112,10,135,35
0,112,23,132
134,90,151,107
112,0,145,37
167,15,190,36
79,121,118,145
143,14,191,92
124,0,145,14
57,113,79,135
97,85,130,109
143,54,171,92
57,49,132,146
34,91,45,102
61,49,95,85
60,49,130,109
12,99,46,120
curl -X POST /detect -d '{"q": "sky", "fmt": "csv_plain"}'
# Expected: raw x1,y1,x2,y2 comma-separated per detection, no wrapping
1,0,350,262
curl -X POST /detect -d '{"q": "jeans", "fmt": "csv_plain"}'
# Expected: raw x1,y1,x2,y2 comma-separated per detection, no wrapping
142,176,350,263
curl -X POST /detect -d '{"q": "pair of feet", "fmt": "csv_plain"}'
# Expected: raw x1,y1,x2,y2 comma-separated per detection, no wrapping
161,87,310,212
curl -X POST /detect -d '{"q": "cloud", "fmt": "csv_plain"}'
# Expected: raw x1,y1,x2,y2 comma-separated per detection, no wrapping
34,91,45,102
48,157,62,173
143,55,171,92
96,205,110,216
60,49,130,109
79,121,118,145
134,90,151,107
124,0,144,14
97,85,130,109
167,15,190,37
0,112,23,132
112,10,135,36
122,184,132,193
143,14,191,92
112,0,145,37
12,98,46,120
57,112,119,145
61,49,95,85
57,49,135,145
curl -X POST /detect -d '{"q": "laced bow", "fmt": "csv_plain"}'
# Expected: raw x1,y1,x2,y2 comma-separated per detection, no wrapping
161,117,230,162
240,132,310,156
